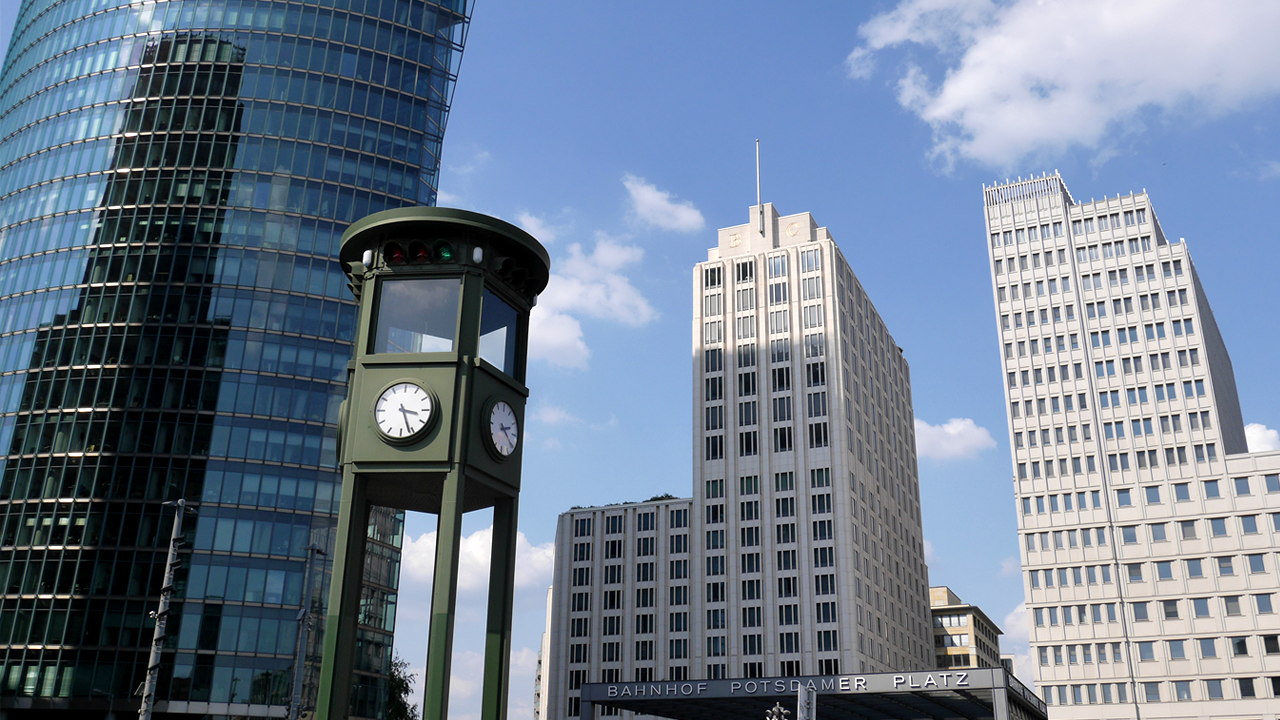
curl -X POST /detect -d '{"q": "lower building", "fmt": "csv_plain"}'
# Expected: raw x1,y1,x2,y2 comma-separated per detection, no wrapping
545,499,693,719
535,587,552,720
929,586,1003,670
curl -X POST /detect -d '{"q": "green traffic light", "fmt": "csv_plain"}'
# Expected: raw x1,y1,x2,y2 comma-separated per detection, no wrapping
435,243,454,261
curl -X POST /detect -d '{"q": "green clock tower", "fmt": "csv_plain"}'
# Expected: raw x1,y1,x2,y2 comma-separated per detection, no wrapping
315,207,550,720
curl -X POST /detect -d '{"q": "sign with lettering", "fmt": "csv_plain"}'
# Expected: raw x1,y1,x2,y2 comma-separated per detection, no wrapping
579,668,1047,720
591,671,973,701
582,669,1005,703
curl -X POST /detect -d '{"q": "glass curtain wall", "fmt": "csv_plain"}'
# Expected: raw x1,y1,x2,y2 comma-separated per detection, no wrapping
0,0,470,717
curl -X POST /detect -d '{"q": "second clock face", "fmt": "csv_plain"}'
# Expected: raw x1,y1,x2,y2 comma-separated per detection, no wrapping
488,400,519,458
374,382,433,441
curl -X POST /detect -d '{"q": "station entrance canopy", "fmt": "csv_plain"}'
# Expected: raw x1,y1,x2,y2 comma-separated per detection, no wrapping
580,668,1046,720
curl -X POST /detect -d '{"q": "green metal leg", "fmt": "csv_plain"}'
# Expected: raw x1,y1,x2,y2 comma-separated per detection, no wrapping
481,497,519,720
423,469,468,720
316,472,369,720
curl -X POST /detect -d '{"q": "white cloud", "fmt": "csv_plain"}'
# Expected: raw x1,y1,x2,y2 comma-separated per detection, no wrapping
848,1,1280,168
1246,423,1280,452
448,149,491,177
1261,161,1280,180
914,417,996,459
401,525,556,595
516,212,562,243
999,555,1020,577
533,404,579,425
922,538,936,565
528,307,590,369
622,174,705,232
529,236,657,369
1001,603,1037,690
435,189,464,206
402,646,543,720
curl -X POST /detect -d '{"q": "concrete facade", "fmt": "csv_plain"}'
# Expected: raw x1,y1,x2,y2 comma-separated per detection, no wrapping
985,175,1280,718
543,204,933,719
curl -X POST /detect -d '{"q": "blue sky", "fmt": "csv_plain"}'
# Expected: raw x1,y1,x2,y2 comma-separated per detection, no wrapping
6,1,1280,716
421,2,1280,715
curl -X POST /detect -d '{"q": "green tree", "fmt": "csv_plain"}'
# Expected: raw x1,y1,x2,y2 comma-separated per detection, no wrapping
387,653,420,720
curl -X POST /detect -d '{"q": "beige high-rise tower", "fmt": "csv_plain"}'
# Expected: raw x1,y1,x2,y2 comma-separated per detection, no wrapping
984,175,1280,717
541,204,934,718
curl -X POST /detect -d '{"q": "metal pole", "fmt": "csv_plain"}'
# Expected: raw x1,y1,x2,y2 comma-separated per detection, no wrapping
755,139,763,235
423,467,468,720
139,498,187,720
316,470,370,720
291,545,326,720
480,497,519,720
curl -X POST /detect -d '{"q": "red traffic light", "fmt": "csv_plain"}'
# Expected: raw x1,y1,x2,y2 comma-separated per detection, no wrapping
385,242,407,264
409,242,429,263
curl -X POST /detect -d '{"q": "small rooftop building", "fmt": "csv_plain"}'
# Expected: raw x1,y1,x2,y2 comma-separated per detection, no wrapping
930,587,1004,670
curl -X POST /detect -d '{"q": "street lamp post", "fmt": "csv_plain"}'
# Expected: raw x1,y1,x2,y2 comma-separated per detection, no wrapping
290,544,327,720
138,499,191,720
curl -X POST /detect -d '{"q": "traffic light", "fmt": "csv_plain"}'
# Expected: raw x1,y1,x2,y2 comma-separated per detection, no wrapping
384,242,407,264
383,240,455,265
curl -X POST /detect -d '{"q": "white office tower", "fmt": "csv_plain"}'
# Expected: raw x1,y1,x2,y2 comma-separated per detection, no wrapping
985,174,1280,718
543,204,933,719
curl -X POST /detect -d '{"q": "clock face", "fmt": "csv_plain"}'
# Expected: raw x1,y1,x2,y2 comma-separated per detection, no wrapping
488,401,519,458
374,382,433,441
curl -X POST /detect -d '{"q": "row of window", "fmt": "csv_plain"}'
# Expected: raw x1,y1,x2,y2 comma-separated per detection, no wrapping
1043,676,1279,705
1011,380,1207,422
999,292,1189,346
701,251,824,293
1034,595,1275,633
1136,634,1280,661
1099,413,1212,441
0,247,349,311
1008,356,1185,398
0,325,341,389
1024,481,1279,530
990,222,1066,247
1,207,345,275
1015,439,1213,478
704,279,825,317
1121,555,1278,584
568,510,689,541
703,422,829,460
2,92,428,181
4,134,420,211
0,156,420,236
995,258,1182,306
8,0,449,100
570,629,838,668
703,395,824,432
7,31,442,157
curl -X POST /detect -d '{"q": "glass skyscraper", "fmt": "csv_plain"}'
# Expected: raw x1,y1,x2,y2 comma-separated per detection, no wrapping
0,0,470,717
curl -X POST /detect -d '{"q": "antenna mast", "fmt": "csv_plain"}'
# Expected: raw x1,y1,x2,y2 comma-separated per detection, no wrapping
756,139,763,235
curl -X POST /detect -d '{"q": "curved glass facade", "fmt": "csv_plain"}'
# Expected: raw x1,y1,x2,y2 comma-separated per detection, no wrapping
0,0,470,716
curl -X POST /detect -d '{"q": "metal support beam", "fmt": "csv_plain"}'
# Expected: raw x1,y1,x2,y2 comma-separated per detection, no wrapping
316,470,371,720
481,497,519,720
423,468,468,720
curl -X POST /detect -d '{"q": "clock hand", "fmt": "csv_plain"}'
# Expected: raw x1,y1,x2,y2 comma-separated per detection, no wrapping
399,405,417,432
